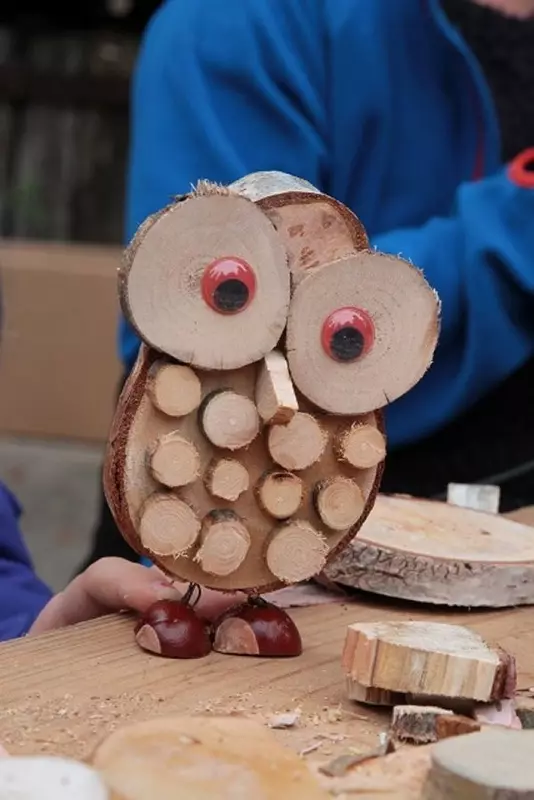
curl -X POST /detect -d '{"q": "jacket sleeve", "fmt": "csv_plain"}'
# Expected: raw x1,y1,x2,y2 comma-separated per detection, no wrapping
0,484,52,641
119,0,326,370
375,154,534,445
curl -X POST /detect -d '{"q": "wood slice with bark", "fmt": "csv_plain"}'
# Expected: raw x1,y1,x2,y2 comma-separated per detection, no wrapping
422,729,534,799
195,510,251,577
204,458,249,502
147,361,202,418
138,494,200,558
335,423,386,469
199,390,260,451
266,521,329,583
314,477,365,531
119,187,290,370
147,432,200,488
325,494,534,607
268,412,327,471
256,470,304,519
342,621,516,703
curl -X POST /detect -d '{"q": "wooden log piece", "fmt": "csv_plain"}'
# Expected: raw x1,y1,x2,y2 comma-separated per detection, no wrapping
92,715,330,800
435,714,481,740
286,253,439,415
342,621,516,703
229,171,370,281
325,494,534,607
255,350,298,424
147,361,202,418
139,494,200,558
267,412,327,471
147,432,200,488
204,458,249,501
195,510,251,577
0,756,110,800
266,520,328,583
346,681,406,706
199,390,260,450
422,729,534,799
391,705,454,744
335,423,386,469
256,470,304,519
314,477,365,531
120,190,290,369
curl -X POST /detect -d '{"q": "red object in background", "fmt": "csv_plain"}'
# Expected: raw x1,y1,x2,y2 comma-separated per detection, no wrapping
508,148,534,189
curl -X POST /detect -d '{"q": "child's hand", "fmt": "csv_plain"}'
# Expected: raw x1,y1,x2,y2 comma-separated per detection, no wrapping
28,558,245,636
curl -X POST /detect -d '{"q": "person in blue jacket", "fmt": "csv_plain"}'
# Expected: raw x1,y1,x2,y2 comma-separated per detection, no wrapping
79,0,534,570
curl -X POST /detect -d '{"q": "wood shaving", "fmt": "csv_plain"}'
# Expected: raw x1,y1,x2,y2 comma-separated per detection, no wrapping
268,711,301,729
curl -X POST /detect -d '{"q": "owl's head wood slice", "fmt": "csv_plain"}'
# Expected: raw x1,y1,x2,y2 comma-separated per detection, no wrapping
104,171,440,659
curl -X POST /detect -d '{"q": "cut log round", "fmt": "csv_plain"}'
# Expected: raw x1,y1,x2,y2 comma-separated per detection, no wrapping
325,494,534,607
267,412,326,471
195,510,251,577
391,705,453,744
286,254,439,415
230,171,370,280
120,191,290,369
266,520,328,583
335,423,386,469
314,477,365,531
0,756,110,800
256,470,304,519
148,432,200,488
139,494,200,558
147,362,202,418
342,620,516,703
199,390,260,450
255,350,298,424
92,715,329,800
423,729,534,799
204,458,249,501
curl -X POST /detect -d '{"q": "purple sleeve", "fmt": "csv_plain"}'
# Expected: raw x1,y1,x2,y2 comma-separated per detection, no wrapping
0,483,52,641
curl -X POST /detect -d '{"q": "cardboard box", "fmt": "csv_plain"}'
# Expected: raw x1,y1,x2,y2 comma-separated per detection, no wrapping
0,239,123,443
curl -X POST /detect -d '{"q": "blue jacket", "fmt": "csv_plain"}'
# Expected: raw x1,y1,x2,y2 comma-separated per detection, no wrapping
0,483,52,641
121,0,534,449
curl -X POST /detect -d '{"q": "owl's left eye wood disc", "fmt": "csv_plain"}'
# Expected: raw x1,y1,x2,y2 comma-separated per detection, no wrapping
120,191,290,370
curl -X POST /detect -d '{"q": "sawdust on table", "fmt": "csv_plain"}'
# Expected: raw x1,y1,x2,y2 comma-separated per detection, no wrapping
0,688,383,766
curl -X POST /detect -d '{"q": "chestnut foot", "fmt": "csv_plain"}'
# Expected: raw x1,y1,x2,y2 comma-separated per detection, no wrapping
212,597,302,657
135,584,212,659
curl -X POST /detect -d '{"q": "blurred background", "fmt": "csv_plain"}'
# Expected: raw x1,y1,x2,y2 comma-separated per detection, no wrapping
0,0,161,589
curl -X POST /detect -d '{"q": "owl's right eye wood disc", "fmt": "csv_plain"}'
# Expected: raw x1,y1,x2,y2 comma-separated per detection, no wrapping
286,252,439,415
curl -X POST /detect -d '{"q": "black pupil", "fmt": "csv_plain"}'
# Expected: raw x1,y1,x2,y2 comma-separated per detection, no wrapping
330,326,365,362
213,279,249,312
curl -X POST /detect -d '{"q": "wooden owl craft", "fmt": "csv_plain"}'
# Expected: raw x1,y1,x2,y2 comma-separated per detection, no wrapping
104,171,440,659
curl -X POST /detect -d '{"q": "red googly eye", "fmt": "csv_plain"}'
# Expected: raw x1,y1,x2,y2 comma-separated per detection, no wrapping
201,257,256,315
321,307,374,363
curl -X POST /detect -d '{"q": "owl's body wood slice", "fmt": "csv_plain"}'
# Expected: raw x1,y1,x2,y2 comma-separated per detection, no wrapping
104,171,440,658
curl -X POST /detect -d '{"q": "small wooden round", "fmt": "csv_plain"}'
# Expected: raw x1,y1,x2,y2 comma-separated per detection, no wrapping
423,729,534,799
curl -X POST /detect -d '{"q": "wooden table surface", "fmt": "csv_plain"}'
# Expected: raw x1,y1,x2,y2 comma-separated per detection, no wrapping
1,590,534,763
